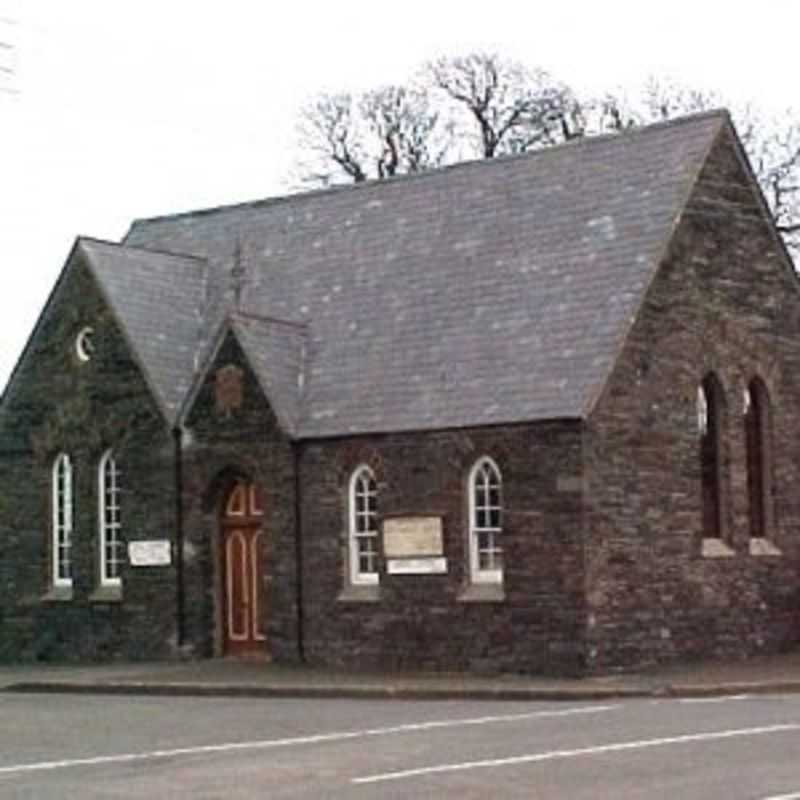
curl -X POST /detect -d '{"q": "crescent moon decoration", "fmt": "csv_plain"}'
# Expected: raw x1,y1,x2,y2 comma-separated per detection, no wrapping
75,326,95,362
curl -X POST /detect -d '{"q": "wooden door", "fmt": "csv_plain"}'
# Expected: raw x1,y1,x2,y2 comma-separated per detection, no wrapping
221,481,267,657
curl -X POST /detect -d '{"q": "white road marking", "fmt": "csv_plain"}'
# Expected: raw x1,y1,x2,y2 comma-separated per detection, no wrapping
0,703,617,777
760,793,800,800
679,695,750,704
353,722,800,784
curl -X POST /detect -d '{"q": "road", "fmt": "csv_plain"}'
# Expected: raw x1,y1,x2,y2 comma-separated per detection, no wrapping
1,692,799,798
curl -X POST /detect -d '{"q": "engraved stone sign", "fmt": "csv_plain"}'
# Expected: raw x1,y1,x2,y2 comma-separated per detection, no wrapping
128,540,172,566
387,558,448,575
383,516,443,558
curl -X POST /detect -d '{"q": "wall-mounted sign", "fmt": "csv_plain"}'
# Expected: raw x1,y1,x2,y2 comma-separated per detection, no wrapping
387,558,448,575
383,516,443,558
215,363,244,417
128,540,172,567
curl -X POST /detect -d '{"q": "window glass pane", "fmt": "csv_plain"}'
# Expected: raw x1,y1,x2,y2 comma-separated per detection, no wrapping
99,453,123,582
351,468,378,579
471,459,503,578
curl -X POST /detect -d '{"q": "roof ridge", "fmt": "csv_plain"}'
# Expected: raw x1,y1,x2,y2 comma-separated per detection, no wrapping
79,236,208,265
128,109,731,229
230,310,309,331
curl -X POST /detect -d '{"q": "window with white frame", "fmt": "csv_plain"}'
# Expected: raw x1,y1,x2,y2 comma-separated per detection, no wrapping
98,450,122,586
468,457,503,584
52,453,73,588
348,465,379,585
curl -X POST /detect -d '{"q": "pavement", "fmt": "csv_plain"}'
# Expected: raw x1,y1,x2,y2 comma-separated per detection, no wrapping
2,649,800,701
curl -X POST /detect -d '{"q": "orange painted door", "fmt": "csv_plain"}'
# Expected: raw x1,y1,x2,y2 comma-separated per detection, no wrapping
221,482,267,657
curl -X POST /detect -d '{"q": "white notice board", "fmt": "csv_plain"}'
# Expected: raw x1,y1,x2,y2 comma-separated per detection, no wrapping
128,540,172,566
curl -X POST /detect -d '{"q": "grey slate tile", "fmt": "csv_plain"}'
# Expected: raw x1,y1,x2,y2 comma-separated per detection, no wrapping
84,111,725,436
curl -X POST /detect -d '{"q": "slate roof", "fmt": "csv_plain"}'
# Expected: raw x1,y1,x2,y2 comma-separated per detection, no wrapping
80,239,211,421
92,111,727,437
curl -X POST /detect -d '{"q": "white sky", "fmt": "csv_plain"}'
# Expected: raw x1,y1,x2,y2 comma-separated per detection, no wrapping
1,0,799,391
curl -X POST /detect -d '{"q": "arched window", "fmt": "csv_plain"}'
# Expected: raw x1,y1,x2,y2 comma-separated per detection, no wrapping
744,377,772,540
699,374,725,540
468,457,503,583
98,450,122,586
348,466,378,585
52,453,73,588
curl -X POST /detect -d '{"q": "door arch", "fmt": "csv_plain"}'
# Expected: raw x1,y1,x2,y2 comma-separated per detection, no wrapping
220,481,267,657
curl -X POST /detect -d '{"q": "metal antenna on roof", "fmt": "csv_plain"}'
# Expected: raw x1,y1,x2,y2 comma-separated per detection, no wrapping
231,236,246,311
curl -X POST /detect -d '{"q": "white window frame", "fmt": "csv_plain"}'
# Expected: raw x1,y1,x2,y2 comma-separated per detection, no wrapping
98,449,122,587
348,465,379,586
52,452,73,588
468,456,503,584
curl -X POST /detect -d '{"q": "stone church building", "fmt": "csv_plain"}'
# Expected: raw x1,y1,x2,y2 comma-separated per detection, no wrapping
1,110,799,676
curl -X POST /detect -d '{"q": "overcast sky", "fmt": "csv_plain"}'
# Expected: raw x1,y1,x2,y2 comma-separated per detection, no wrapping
1,0,799,391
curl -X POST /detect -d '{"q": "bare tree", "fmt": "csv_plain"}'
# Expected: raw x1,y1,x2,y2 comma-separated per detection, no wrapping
292,58,800,259
296,93,368,186
427,52,582,157
294,85,448,187
359,85,449,179
293,52,583,188
745,109,800,252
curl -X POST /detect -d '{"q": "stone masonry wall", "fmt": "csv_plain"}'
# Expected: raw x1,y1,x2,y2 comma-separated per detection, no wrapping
299,421,586,676
0,253,178,662
585,126,800,672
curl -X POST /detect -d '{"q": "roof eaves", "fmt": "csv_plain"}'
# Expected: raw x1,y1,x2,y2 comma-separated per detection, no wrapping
293,413,585,442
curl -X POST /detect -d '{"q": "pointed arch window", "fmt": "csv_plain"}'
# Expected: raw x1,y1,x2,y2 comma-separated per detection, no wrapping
468,457,503,584
744,377,773,540
348,466,379,585
52,453,74,588
699,374,725,540
98,450,122,586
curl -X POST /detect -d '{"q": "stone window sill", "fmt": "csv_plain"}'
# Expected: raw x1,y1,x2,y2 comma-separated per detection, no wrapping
458,583,505,603
89,585,124,603
701,538,736,559
337,584,381,603
41,586,73,602
749,538,782,557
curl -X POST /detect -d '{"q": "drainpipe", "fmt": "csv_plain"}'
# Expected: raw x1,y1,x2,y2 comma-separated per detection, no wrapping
173,426,186,648
293,441,305,662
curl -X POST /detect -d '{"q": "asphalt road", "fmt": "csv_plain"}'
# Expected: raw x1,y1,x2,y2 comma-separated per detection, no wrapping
1,692,799,798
